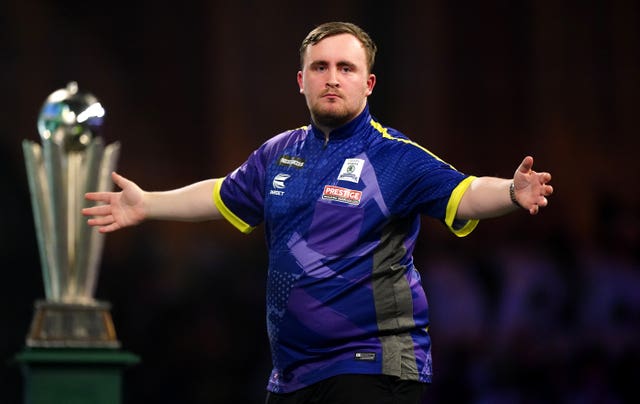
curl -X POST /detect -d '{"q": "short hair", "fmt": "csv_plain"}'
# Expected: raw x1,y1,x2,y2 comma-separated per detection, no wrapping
299,22,377,73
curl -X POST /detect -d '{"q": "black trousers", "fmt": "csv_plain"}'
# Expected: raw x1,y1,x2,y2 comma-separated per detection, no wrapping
265,374,426,404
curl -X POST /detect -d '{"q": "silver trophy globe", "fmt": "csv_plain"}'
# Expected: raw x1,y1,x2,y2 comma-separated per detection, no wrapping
22,82,121,348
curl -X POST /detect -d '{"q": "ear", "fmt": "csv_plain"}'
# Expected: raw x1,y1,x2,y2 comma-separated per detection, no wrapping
365,73,376,96
297,71,304,94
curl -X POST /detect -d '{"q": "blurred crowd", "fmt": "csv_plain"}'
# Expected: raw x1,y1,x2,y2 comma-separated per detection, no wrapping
421,214,639,403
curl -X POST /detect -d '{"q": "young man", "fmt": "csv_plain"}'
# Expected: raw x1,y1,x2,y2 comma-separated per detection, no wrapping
84,22,553,404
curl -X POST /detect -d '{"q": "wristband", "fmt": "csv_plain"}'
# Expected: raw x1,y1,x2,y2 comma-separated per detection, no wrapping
509,182,523,208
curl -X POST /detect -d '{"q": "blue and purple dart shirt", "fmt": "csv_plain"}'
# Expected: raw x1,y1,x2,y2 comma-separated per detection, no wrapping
213,105,478,393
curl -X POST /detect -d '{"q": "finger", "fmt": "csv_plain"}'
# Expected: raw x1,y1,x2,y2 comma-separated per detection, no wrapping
538,196,549,207
536,172,552,184
99,222,122,233
112,171,130,190
518,156,534,174
87,215,115,226
82,205,112,216
85,192,112,202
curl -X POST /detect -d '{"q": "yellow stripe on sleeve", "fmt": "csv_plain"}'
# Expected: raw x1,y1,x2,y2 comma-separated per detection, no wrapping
212,177,256,234
445,176,479,237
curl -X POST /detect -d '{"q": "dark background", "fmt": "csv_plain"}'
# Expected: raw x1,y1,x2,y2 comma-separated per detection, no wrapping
1,1,638,403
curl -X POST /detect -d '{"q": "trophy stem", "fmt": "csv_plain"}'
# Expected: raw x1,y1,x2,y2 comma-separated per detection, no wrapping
66,152,83,300
22,141,60,300
43,140,69,299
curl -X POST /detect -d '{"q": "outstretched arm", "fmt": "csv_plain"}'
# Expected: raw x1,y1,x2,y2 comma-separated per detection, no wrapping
456,156,553,220
83,172,222,233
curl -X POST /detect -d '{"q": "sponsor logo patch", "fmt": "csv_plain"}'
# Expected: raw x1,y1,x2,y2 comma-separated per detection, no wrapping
270,173,290,196
322,185,362,205
337,158,364,183
277,155,305,169
354,352,376,361
273,173,290,189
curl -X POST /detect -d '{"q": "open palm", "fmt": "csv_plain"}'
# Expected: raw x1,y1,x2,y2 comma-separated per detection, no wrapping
83,172,147,233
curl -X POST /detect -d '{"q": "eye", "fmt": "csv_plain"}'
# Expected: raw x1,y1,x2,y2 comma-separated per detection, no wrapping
311,63,327,72
338,63,356,73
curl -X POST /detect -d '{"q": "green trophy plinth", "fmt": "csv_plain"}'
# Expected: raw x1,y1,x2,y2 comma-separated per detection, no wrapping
15,349,139,404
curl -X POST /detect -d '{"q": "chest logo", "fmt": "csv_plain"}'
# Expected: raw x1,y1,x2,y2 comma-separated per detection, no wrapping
270,173,290,196
322,185,362,205
337,158,364,183
273,173,290,189
277,155,305,169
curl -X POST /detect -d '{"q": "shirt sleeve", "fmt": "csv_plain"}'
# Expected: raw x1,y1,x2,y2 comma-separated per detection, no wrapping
213,147,267,234
381,138,479,237
442,175,479,237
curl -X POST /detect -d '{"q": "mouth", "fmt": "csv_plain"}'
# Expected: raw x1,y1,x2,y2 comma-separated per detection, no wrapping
322,93,342,102
322,90,341,98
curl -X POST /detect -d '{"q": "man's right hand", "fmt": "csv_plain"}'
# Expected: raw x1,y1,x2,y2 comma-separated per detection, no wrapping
83,172,146,233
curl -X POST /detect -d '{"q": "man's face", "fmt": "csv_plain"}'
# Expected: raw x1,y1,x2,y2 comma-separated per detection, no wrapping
297,34,376,132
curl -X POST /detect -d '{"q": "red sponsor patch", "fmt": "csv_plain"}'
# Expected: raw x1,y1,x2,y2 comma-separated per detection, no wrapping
322,185,362,205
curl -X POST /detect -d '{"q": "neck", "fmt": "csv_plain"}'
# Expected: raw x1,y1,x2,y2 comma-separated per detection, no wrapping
312,103,368,141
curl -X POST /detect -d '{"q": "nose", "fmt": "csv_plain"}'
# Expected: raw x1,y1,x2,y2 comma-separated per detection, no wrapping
326,68,340,88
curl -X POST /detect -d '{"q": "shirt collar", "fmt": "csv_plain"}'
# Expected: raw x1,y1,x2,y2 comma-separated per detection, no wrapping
309,104,371,142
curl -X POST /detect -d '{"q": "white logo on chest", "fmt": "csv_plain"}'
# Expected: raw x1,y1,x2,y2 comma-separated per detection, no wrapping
337,158,364,183
270,173,290,196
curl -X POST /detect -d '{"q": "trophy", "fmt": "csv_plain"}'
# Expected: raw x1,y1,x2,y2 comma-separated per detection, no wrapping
22,82,121,348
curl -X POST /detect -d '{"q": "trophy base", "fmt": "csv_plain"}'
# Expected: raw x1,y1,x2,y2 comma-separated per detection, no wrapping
26,300,120,348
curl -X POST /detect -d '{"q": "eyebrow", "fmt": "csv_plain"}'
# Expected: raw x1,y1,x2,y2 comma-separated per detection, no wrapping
308,60,357,69
337,61,357,69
